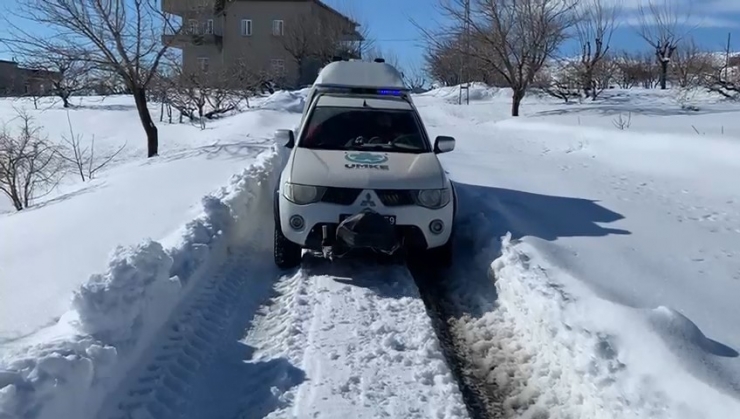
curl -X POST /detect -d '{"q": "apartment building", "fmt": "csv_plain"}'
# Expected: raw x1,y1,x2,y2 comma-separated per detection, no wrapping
162,0,364,87
0,60,59,97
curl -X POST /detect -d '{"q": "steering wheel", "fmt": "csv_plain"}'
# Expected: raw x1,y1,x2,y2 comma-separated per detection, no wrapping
390,134,418,148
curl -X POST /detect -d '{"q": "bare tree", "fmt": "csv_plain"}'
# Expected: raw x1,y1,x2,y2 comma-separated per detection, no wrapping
424,37,466,86
3,0,184,158
594,54,618,90
539,60,582,102
614,51,661,89
0,109,63,210
279,9,371,86
365,47,401,68
419,0,578,116
58,112,126,182
672,37,714,88
636,0,695,90
402,62,429,91
19,54,93,108
708,44,740,100
574,0,620,99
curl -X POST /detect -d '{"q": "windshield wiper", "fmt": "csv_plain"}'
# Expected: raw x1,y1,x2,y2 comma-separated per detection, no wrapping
353,143,392,150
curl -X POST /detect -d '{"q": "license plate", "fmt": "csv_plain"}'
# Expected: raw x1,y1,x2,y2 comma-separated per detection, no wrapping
340,214,396,225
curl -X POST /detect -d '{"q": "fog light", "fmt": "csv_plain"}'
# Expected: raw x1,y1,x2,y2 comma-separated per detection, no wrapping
429,219,444,234
289,215,305,230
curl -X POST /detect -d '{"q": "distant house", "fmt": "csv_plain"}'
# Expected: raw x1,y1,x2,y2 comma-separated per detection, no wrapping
162,0,364,88
0,60,60,97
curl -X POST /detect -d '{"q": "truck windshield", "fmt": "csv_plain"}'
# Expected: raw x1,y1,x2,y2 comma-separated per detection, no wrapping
299,106,430,153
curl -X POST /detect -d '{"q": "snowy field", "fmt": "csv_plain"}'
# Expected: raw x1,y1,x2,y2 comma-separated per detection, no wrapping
1,85,739,419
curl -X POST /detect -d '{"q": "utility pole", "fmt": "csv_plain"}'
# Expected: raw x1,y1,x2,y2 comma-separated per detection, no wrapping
458,0,470,105
725,32,732,81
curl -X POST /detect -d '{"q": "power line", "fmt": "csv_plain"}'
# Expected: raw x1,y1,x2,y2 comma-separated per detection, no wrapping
369,38,424,42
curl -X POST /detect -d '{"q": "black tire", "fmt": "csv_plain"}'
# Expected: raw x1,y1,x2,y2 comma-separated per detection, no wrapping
274,225,302,269
427,238,453,269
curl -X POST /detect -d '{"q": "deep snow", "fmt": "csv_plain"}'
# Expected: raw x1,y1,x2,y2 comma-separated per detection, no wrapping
2,82,740,419
0,139,288,419
415,86,740,417
0,95,298,339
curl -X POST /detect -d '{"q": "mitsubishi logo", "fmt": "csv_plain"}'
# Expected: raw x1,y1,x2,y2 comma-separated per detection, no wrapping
360,192,376,207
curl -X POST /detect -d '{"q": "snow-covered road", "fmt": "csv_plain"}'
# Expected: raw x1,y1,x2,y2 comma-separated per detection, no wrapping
101,252,471,419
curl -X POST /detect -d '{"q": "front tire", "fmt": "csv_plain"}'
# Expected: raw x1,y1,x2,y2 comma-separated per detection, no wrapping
274,225,302,269
427,238,453,269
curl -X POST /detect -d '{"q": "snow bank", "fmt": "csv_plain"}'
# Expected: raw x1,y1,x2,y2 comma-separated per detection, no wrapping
0,144,288,419
259,89,308,113
459,232,740,419
419,82,504,103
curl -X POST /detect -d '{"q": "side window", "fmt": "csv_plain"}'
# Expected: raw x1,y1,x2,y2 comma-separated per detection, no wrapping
206,19,214,34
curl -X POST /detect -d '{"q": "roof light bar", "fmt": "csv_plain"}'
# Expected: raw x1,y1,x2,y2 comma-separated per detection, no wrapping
378,89,403,96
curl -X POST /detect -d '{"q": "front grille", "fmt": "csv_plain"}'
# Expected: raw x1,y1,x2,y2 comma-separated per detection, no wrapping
321,187,362,205
375,190,415,207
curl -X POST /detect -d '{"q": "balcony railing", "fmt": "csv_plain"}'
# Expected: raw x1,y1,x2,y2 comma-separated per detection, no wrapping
162,31,223,49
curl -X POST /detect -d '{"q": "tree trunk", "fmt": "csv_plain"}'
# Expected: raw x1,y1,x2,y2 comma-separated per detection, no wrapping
132,88,159,157
62,96,71,108
660,60,668,90
11,192,23,211
511,89,526,117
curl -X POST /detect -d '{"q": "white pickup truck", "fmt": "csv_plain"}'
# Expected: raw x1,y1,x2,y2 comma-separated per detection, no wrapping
273,60,457,269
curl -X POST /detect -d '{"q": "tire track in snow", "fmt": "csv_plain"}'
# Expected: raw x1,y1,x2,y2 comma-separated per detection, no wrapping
99,247,282,419
102,249,471,419
408,257,504,419
247,257,469,419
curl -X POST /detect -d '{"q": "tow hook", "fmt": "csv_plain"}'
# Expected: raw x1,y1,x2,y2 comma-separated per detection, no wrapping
321,225,333,260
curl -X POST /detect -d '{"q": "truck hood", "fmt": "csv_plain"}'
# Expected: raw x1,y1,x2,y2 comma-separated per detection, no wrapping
287,148,446,190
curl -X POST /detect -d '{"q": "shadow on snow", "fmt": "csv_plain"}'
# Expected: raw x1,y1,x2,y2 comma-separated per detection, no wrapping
179,252,306,419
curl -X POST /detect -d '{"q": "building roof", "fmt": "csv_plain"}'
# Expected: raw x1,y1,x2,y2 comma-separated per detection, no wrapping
237,0,359,26
313,0,359,26
314,61,407,90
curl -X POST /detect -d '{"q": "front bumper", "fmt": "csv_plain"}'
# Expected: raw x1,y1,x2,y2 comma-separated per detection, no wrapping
277,189,453,251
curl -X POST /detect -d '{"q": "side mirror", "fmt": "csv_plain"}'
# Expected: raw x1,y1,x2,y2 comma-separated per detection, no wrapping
434,136,455,154
275,129,295,148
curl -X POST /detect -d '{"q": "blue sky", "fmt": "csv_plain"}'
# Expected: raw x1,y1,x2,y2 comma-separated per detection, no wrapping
326,0,740,72
2,0,739,73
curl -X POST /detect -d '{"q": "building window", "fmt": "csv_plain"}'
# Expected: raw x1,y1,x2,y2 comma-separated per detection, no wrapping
198,57,209,72
272,20,284,36
206,19,214,34
241,19,252,36
188,19,199,34
271,59,285,75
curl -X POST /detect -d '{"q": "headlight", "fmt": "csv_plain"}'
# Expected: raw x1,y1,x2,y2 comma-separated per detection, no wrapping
283,182,326,205
414,188,451,209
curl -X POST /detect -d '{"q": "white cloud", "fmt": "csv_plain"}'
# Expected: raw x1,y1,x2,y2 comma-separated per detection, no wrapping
610,0,740,29
704,0,740,13
621,14,740,29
